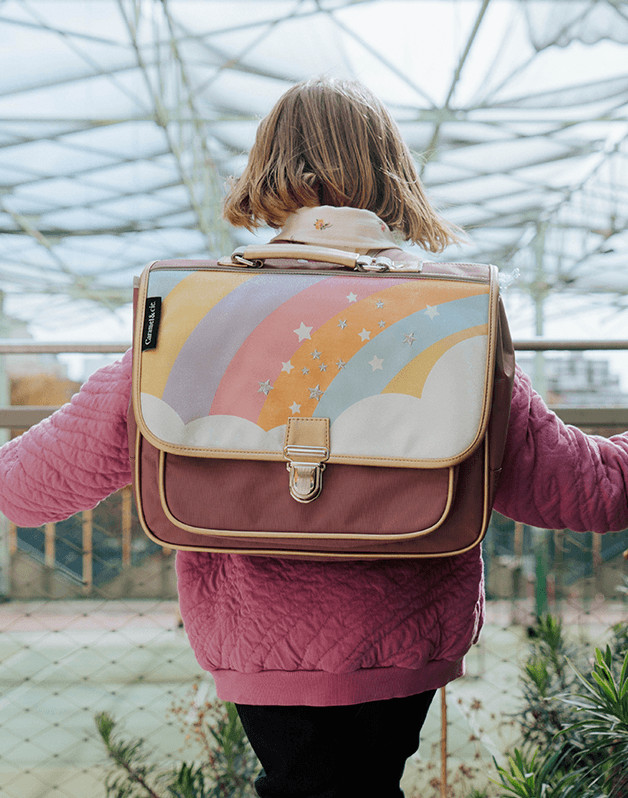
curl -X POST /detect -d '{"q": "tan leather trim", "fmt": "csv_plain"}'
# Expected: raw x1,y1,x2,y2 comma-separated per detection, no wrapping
157,450,455,542
467,264,499,462
284,416,330,460
133,426,179,551
165,544,481,558
131,262,152,443
219,244,362,268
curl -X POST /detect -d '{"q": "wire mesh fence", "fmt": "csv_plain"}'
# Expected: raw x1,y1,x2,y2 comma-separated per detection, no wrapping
401,535,628,797
1,496,626,798
0,343,627,797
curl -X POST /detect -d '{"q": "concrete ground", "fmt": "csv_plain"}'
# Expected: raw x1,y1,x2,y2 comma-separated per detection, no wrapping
0,599,624,798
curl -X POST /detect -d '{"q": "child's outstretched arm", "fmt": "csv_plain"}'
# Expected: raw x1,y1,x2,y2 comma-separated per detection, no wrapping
494,365,628,533
0,349,133,527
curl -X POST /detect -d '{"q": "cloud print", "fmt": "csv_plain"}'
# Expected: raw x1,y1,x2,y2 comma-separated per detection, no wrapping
140,337,487,463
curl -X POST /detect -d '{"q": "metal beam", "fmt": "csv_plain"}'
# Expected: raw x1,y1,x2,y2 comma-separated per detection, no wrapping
420,0,492,174
552,407,628,427
514,340,628,351
0,341,130,354
0,407,59,428
3,404,628,432
3,339,628,355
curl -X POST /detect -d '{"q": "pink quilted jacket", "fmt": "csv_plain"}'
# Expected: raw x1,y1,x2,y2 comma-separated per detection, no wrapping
1,350,628,706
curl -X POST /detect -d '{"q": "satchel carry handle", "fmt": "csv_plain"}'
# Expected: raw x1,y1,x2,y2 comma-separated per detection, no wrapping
218,244,422,273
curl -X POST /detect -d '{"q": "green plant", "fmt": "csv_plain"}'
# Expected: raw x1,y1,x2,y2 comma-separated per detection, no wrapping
96,712,163,798
559,646,628,797
494,748,584,798
518,614,603,775
493,642,628,798
608,621,628,667
168,687,258,794
204,701,258,793
96,697,258,798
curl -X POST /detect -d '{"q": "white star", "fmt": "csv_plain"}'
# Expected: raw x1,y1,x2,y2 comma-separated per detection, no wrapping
358,328,371,342
402,332,416,346
309,384,324,401
311,349,321,359
369,355,384,372
347,292,358,303
302,367,310,375
375,300,384,308
289,402,301,414
336,359,346,370
378,320,386,328
258,379,273,395
281,360,294,374
294,322,313,341
338,319,348,329
319,362,327,372
425,305,439,319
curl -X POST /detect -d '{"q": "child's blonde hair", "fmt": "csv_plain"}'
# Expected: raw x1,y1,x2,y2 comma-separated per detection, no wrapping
223,77,461,252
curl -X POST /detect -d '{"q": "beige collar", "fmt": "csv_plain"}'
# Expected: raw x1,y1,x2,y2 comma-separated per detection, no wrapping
270,206,400,254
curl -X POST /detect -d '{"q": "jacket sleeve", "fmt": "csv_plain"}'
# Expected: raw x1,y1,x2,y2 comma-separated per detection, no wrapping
0,349,133,527
493,365,628,533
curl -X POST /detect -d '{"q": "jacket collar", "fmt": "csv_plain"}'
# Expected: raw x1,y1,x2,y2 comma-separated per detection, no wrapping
270,206,399,254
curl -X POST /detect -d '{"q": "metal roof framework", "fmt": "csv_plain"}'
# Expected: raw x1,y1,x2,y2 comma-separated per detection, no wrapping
1,0,628,335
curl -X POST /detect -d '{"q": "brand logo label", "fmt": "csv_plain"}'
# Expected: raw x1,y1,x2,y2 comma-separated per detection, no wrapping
141,296,162,351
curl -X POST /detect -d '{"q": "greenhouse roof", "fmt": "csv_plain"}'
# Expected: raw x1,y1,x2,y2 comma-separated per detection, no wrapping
1,0,628,334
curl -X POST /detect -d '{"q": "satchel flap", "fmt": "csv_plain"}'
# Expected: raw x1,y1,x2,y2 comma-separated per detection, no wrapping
133,260,498,467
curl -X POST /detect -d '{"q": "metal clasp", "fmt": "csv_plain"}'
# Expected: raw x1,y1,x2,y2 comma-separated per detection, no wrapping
233,253,263,268
354,255,423,273
283,416,330,502
283,441,329,504
285,458,327,504
355,255,393,272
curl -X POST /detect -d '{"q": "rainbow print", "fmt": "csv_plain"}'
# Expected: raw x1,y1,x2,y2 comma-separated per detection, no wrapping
138,267,492,463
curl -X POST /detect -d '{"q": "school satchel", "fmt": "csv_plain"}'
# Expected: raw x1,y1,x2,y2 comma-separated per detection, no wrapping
128,244,514,559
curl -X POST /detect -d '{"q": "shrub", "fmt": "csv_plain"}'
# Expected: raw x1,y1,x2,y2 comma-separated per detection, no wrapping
493,617,628,798
95,696,258,798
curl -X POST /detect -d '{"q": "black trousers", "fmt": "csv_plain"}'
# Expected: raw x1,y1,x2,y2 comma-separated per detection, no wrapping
236,690,436,798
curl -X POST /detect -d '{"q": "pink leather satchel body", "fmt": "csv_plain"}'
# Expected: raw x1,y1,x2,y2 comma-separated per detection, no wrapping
128,245,514,559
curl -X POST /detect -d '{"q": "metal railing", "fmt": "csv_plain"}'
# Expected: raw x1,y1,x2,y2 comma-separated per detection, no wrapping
1,338,627,588
0,341,129,427
3,338,628,428
6,490,136,594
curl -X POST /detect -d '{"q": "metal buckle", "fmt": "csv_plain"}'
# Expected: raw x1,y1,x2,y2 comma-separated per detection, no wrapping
354,255,423,273
231,247,263,268
355,255,392,272
284,444,329,503
285,460,327,504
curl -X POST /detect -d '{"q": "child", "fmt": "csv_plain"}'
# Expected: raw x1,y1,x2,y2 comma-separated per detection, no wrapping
2,78,628,798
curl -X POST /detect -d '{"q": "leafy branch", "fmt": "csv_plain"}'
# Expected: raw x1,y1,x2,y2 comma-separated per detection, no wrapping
96,712,162,798
96,694,258,798
491,629,628,798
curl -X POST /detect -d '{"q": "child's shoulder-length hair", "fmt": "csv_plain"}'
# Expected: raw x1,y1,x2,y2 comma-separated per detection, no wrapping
223,77,461,252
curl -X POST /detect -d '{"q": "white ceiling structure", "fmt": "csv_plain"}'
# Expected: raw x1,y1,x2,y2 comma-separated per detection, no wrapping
1,0,628,338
